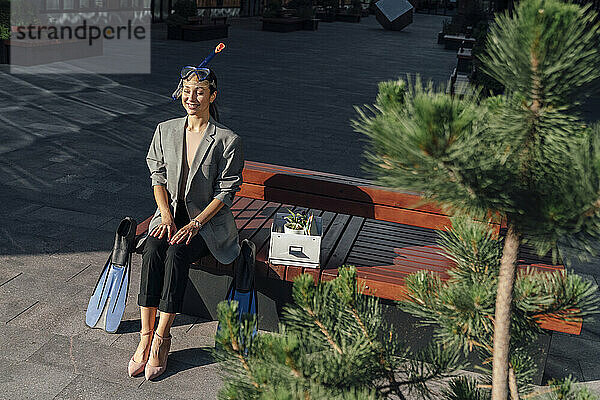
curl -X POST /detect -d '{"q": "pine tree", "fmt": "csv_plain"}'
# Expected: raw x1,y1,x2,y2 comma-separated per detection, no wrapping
400,216,599,396
214,267,464,399
352,0,600,398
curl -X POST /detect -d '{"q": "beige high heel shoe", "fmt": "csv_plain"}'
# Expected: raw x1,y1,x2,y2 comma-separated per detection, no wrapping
128,330,154,377
144,332,172,380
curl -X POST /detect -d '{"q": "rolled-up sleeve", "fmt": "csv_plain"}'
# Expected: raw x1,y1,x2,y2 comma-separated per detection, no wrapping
147,124,167,187
213,136,243,208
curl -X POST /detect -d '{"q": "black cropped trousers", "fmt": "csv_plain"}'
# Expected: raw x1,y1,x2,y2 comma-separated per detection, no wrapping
138,202,210,313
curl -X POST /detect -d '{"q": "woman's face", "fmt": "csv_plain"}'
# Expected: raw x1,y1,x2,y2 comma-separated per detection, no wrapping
181,77,217,117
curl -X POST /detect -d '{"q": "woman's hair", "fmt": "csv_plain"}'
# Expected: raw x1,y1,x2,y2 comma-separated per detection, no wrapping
206,70,220,123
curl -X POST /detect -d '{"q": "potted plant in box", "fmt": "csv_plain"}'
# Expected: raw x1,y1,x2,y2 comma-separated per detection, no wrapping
283,209,313,235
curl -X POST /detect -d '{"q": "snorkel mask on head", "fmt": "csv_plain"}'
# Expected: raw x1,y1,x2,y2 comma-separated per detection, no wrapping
171,42,226,100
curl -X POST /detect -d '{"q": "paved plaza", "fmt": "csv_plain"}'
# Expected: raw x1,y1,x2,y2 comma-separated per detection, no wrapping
0,13,599,399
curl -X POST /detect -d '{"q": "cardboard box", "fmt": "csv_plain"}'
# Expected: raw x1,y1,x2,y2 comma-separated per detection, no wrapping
268,212,323,268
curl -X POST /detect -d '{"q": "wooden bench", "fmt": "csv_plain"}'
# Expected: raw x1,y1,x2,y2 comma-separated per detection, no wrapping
136,161,581,336
187,15,228,25
443,34,476,50
179,15,229,41
261,17,306,32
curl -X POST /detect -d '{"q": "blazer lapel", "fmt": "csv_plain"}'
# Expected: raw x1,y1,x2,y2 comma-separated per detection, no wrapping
171,116,187,201
185,117,216,197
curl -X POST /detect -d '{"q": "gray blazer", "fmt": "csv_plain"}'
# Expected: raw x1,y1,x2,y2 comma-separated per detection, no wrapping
146,115,244,265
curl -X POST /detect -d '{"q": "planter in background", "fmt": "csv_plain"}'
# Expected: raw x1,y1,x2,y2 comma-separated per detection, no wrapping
316,11,335,22
302,18,319,30
262,17,305,32
181,23,229,41
335,13,361,22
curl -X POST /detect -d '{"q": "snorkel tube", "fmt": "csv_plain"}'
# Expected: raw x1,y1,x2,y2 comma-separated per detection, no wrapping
171,42,226,100
198,42,225,68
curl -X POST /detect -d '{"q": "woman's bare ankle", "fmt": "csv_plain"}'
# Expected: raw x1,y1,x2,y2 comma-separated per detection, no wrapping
133,334,152,363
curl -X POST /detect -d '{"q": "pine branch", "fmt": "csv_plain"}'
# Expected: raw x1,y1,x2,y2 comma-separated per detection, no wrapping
224,309,261,390
348,306,407,400
438,160,478,200
304,306,342,355
582,197,600,218
284,349,302,378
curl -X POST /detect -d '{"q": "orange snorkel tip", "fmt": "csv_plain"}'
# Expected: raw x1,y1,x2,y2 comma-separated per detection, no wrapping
215,42,225,53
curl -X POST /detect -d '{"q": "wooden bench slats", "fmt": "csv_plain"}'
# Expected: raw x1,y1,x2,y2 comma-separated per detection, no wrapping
351,245,398,261
537,315,582,335
359,234,441,252
318,213,352,266
357,241,439,259
239,201,282,241
395,245,449,261
352,240,412,255
231,196,253,216
233,199,269,231
324,216,365,270
361,224,442,243
346,256,381,268
364,218,443,236
358,223,441,242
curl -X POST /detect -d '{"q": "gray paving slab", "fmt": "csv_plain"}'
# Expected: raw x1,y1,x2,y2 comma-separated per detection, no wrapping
6,284,90,337
0,106,80,139
0,293,39,324
543,354,585,382
0,253,88,286
23,206,114,230
3,176,152,217
581,361,600,381
548,333,600,365
140,360,223,399
0,230,65,255
0,325,53,362
53,375,149,400
0,270,21,287
27,334,143,389
580,315,600,343
0,360,77,400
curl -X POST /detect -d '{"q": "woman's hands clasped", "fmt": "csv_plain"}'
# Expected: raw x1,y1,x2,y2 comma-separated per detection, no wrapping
150,214,200,246
169,221,200,245
150,215,177,241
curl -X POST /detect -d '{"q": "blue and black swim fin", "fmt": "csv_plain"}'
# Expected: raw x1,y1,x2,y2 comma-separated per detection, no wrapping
85,217,137,333
219,239,258,335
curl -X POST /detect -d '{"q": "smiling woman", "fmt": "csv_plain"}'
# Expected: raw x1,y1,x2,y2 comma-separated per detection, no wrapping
127,46,244,381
